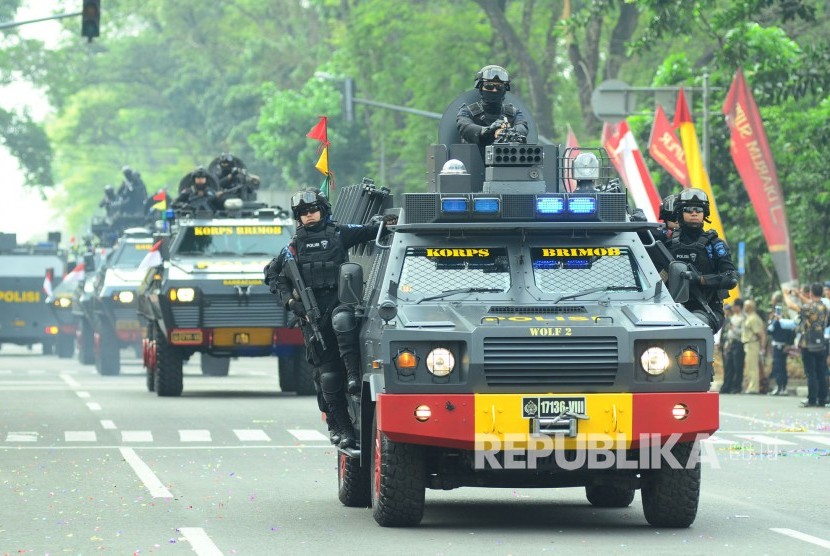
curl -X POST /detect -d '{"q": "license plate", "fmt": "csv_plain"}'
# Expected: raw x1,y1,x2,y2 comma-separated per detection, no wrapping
170,330,203,344
13,319,26,327
522,397,586,418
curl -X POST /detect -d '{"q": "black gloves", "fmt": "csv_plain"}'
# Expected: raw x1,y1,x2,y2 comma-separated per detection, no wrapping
682,268,702,285
287,298,306,317
481,119,503,141
382,213,398,226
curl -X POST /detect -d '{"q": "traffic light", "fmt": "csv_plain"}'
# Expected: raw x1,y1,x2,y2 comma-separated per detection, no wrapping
342,77,355,123
81,0,100,41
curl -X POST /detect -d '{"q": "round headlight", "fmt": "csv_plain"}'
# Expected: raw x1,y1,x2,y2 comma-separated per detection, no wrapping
176,288,196,302
640,347,670,376
426,347,455,377
57,297,72,308
118,291,135,303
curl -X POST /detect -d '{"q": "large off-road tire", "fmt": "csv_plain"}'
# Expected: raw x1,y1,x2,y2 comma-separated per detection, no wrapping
56,333,75,359
371,413,426,527
41,339,54,355
586,484,636,508
338,450,371,508
155,334,183,397
641,441,701,528
77,318,95,365
278,350,315,396
95,327,120,376
201,353,230,376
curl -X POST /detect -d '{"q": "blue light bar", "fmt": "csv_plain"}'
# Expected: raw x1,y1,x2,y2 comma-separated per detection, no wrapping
441,197,468,213
532,260,560,270
568,196,597,215
473,198,500,213
536,196,566,215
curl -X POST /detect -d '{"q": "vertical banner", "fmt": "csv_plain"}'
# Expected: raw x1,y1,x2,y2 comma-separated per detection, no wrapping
648,104,690,187
674,87,738,302
307,116,333,196
563,124,580,192
722,69,797,285
602,120,661,222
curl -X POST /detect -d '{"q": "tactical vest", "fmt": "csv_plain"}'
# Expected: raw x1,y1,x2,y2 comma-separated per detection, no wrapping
467,101,518,126
294,223,347,289
667,229,723,302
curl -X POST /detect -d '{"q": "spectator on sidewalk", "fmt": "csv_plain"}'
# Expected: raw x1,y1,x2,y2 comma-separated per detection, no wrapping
784,283,829,407
767,292,796,396
720,299,745,394
742,299,767,394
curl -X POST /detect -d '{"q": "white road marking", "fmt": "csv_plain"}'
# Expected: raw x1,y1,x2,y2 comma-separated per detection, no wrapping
796,435,830,447
733,434,796,446
700,435,735,444
179,430,212,442
288,429,329,442
233,429,271,442
121,431,153,442
86,402,102,411
65,431,97,442
59,373,80,387
179,527,223,556
100,420,117,430
119,447,173,498
6,432,38,442
76,391,91,398
719,411,791,428
771,528,830,549
29,369,45,375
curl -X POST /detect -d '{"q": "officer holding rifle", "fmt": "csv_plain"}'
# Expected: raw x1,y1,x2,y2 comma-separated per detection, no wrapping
264,188,396,448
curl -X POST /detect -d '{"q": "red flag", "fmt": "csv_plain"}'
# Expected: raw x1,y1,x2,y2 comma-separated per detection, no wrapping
62,263,85,286
602,120,661,222
563,124,580,192
137,240,163,273
648,105,690,187
306,116,329,145
43,268,54,297
152,190,166,202
722,69,797,285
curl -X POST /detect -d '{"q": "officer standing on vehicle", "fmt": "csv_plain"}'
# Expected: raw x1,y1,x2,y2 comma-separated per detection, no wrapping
456,65,528,154
654,193,680,242
665,188,738,332
264,188,396,448
215,153,260,202
172,167,220,212
116,166,148,216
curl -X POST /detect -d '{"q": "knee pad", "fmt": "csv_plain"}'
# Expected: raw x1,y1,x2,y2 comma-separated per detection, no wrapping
331,305,357,334
319,366,345,395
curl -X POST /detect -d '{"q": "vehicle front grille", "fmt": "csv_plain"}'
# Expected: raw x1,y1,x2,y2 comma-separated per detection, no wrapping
171,295,287,328
482,336,618,387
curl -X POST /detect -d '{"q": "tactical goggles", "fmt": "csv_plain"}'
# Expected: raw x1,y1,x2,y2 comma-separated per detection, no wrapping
480,66,509,82
683,206,705,214
298,204,321,216
481,82,506,92
291,191,318,207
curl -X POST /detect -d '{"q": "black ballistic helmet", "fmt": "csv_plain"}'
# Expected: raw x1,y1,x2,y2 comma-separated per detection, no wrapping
659,194,679,222
291,188,331,220
677,187,710,217
474,65,510,90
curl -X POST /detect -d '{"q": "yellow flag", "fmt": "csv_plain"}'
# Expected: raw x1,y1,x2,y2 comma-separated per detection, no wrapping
674,88,739,303
151,199,167,211
315,146,329,176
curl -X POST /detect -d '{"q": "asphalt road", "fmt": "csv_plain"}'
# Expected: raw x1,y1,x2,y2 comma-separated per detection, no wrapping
1,345,829,554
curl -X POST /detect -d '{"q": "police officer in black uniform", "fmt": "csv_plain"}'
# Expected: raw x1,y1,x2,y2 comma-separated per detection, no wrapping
264,189,396,448
456,65,528,156
665,188,738,332
116,166,148,216
652,193,680,243
172,167,220,212
214,153,260,203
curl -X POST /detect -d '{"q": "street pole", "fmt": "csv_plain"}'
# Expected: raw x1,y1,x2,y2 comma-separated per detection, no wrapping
703,73,710,176
0,11,81,31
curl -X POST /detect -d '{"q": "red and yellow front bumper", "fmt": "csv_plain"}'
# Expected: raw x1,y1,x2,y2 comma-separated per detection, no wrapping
377,392,719,450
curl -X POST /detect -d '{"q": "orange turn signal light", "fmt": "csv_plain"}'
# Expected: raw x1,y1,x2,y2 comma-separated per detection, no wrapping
679,348,701,367
395,350,417,369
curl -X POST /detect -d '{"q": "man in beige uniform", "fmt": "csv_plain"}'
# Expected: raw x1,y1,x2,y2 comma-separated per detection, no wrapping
742,299,767,393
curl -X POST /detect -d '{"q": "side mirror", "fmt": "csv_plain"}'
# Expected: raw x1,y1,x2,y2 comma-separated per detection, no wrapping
83,253,96,272
667,261,690,304
338,262,364,305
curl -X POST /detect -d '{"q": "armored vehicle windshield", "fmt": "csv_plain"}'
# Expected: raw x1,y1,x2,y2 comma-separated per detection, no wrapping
172,225,286,258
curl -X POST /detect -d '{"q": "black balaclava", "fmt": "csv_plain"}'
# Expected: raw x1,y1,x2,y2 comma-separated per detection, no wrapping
480,87,505,115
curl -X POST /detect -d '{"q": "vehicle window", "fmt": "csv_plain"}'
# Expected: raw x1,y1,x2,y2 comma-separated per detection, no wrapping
530,246,642,293
173,225,288,257
398,247,510,299
112,242,154,268
0,255,64,277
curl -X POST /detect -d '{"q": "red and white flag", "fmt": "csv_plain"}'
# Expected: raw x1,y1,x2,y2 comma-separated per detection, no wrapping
62,263,86,286
137,240,163,273
602,120,661,222
43,268,54,297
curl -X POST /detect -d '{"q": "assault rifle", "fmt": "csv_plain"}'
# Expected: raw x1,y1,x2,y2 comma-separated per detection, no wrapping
283,257,327,350
491,117,527,144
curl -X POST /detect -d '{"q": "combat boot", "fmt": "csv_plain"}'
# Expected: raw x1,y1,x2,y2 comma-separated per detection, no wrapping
343,353,361,396
329,405,356,449
326,415,341,446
